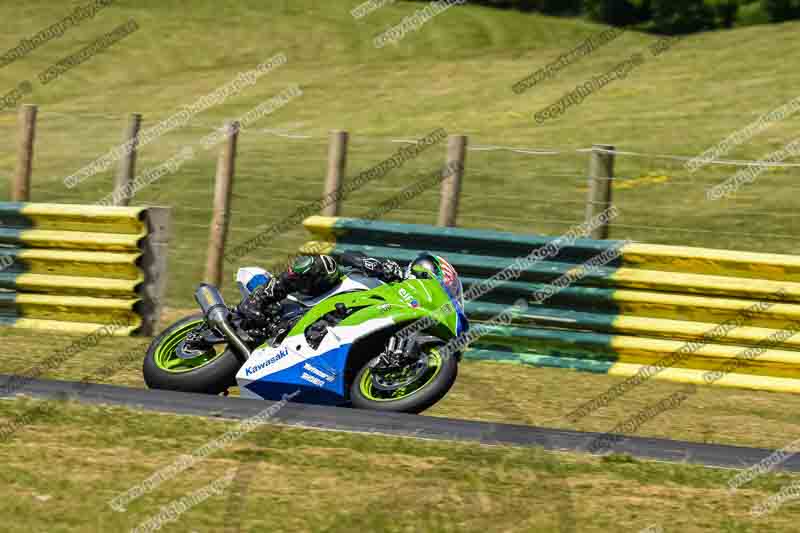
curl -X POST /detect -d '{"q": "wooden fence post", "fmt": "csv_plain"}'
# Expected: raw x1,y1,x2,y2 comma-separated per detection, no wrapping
322,130,348,216
139,206,172,336
204,121,239,287
585,144,615,240
113,113,142,206
12,104,37,201
437,135,467,227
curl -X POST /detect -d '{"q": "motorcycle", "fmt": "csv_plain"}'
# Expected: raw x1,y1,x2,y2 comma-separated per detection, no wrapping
143,253,469,413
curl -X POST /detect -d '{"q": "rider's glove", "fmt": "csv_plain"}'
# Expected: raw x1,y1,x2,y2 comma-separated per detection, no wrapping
360,258,403,283
237,278,285,322
237,298,266,323
380,260,403,282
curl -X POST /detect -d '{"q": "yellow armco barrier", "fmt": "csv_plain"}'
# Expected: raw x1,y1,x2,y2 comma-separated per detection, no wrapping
621,243,800,282
0,203,171,336
301,216,800,395
0,228,144,251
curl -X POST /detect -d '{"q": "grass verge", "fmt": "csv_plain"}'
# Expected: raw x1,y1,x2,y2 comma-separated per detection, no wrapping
2,397,800,532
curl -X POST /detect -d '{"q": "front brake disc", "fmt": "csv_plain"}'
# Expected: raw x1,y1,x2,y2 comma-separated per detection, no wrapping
175,339,215,360
371,354,430,392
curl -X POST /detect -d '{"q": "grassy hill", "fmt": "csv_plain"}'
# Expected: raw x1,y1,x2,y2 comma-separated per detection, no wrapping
0,0,799,306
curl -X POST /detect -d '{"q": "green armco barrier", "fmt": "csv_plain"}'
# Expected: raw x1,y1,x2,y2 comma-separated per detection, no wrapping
0,203,170,336
302,216,800,395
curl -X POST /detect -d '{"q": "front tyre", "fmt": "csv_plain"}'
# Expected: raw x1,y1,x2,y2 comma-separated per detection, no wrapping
350,346,457,414
143,313,241,395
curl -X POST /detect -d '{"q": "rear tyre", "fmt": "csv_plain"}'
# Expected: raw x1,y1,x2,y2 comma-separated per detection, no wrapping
143,313,241,395
349,344,457,414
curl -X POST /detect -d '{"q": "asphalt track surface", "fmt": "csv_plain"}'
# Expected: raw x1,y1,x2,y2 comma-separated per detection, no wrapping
2,373,799,472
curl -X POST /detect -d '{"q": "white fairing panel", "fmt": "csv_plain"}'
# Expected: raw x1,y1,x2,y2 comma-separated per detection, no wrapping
236,317,395,400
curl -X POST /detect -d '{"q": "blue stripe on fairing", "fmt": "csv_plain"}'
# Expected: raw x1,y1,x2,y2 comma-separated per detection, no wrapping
446,292,468,337
456,310,468,337
244,343,352,405
245,381,343,405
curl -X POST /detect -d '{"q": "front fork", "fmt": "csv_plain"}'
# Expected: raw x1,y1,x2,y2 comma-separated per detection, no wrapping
370,335,419,372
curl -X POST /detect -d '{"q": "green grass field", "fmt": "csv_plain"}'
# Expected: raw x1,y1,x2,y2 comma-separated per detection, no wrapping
2,397,800,533
2,1,800,530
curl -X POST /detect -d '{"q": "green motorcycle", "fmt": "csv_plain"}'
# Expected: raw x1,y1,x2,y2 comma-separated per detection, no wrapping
143,253,469,414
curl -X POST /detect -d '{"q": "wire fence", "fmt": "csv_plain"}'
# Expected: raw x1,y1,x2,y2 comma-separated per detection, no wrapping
2,109,799,307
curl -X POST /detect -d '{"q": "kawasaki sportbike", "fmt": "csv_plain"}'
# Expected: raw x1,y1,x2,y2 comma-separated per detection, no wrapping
143,253,469,413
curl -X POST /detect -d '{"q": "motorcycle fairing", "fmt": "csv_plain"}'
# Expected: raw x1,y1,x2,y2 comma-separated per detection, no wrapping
235,274,459,404
237,318,394,404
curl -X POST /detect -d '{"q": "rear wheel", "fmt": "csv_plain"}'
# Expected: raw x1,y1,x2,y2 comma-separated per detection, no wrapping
349,344,457,414
143,313,241,395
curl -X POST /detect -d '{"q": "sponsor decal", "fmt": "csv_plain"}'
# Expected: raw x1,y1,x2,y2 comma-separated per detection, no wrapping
300,372,325,387
399,288,419,308
303,363,335,383
244,346,289,376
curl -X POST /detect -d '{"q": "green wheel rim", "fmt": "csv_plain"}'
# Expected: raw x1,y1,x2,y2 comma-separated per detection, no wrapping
153,319,226,374
359,349,444,402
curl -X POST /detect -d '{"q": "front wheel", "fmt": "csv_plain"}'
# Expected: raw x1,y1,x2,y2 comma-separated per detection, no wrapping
349,345,457,414
143,313,242,395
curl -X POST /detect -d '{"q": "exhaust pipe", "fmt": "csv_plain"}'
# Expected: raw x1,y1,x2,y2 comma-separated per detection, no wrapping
194,283,251,362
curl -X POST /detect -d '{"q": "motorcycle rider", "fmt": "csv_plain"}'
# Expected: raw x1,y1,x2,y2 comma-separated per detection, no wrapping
237,252,404,324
